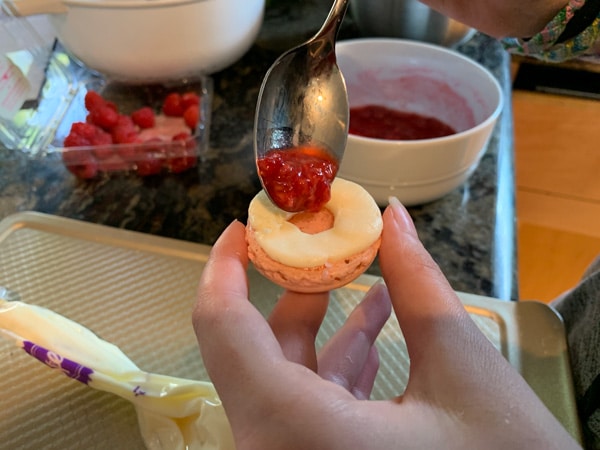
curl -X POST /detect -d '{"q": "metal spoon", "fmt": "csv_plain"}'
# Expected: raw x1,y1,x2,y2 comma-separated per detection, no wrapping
254,0,350,184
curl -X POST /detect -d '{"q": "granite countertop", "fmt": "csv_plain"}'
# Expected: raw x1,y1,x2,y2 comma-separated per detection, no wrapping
0,6,517,300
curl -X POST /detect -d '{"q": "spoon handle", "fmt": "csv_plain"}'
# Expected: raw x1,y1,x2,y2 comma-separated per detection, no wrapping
312,0,350,45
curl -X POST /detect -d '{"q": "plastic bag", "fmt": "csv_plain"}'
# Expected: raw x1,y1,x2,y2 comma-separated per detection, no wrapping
0,297,235,450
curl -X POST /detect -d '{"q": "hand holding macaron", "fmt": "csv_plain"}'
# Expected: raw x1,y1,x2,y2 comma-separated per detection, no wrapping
193,199,580,450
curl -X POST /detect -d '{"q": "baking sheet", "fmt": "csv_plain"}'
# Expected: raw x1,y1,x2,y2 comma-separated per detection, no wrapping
0,212,582,448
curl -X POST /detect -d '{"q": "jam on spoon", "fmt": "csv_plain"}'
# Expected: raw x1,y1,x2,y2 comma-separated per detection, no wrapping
254,0,350,212
256,145,338,213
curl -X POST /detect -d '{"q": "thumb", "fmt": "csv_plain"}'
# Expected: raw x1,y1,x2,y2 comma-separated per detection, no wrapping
379,198,487,377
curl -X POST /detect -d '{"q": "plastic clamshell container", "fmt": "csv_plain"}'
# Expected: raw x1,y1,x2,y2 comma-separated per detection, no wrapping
0,15,213,178
49,76,213,178
0,15,75,154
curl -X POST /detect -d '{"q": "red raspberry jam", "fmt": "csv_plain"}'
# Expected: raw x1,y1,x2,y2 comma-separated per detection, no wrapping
349,105,456,140
257,145,338,213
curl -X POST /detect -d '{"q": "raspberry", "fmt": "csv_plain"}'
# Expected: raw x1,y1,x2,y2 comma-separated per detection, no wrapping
183,105,199,129
172,131,192,142
92,130,115,159
181,91,200,110
131,107,155,129
115,114,136,129
64,122,111,148
112,127,139,144
166,134,197,173
136,156,163,176
96,155,129,172
64,133,90,148
172,132,197,152
66,162,98,179
173,131,198,152
88,105,119,130
92,146,114,160
89,128,113,146
67,122,97,143
63,89,202,177
62,150,98,179
162,92,184,116
104,101,118,113
136,139,165,176
111,114,139,144
84,90,105,111
84,91,118,116
116,142,139,161
167,154,197,173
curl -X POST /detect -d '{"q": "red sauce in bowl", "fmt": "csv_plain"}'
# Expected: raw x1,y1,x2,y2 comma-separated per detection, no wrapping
349,105,456,140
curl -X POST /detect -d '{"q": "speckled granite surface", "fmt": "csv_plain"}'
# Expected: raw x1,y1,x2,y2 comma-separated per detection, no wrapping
0,6,517,300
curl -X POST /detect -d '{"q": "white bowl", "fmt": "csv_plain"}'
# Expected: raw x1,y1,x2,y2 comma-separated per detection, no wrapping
43,0,265,81
336,38,503,206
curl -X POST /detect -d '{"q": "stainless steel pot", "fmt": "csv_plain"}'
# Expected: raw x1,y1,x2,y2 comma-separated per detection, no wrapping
349,0,474,48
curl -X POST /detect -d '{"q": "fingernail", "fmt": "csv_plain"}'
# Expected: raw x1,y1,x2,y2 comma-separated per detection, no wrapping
368,279,389,298
387,196,417,235
362,280,392,314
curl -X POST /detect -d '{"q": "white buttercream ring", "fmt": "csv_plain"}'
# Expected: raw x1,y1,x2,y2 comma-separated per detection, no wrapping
247,178,382,270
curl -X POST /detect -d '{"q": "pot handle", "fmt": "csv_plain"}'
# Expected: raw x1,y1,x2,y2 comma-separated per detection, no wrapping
2,0,67,16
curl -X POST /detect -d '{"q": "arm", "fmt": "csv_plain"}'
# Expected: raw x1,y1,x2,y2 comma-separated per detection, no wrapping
420,0,569,38
425,0,600,61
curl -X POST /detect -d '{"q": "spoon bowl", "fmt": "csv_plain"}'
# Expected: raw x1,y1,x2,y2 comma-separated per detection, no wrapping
254,0,350,183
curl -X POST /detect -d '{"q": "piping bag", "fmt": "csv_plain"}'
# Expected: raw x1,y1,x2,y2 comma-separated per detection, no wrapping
0,297,235,450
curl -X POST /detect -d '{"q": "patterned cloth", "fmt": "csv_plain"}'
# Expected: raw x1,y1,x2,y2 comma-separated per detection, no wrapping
503,0,600,61
553,256,600,449
501,2,600,447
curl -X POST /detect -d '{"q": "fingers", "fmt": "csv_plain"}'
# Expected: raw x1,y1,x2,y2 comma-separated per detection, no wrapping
193,221,284,409
379,198,483,372
350,345,380,400
318,282,391,399
380,198,460,318
268,290,329,371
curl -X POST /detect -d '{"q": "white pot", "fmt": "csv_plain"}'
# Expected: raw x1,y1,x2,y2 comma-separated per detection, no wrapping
6,0,265,81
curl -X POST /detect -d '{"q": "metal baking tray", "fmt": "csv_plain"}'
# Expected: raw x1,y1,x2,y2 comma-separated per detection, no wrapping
0,212,582,448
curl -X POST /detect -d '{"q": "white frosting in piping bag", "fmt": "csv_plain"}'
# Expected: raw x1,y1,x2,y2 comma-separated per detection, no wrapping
0,298,234,450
